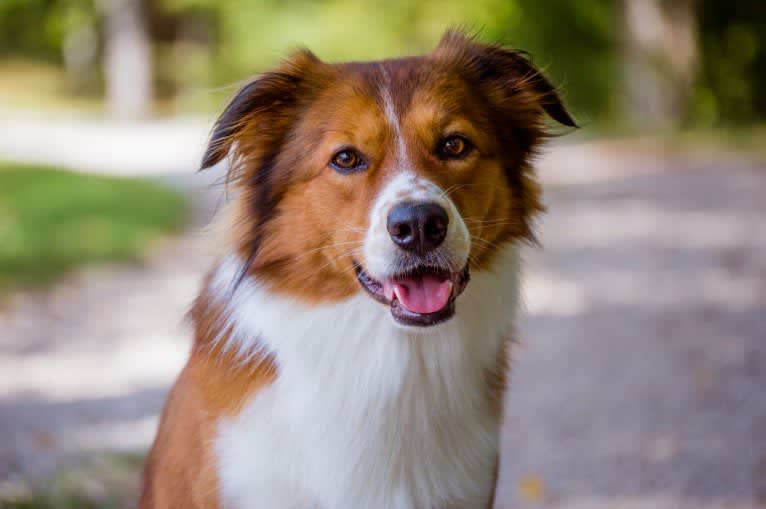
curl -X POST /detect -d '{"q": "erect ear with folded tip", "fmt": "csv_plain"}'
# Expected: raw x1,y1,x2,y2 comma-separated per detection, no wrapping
496,49,577,128
200,49,323,173
435,30,577,128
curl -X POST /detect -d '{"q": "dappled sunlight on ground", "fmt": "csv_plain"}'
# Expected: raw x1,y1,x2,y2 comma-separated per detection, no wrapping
501,151,766,508
0,232,209,481
0,114,212,176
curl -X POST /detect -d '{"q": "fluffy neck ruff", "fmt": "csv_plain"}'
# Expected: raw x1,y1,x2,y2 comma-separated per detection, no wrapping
205,244,521,508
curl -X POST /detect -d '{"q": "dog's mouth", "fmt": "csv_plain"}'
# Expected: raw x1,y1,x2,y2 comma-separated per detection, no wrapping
354,261,470,327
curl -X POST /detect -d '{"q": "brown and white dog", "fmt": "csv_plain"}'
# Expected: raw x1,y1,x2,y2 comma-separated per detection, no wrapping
140,31,574,509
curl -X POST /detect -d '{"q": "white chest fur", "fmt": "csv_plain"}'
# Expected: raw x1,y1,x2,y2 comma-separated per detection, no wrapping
209,247,520,509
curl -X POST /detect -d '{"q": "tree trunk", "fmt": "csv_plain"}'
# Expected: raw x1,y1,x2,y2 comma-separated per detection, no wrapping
62,22,98,95
102,0,153,119
620,0,699,129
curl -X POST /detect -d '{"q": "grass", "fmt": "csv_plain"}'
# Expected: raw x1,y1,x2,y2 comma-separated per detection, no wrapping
0,163,187,292
0,454,143,509
0,59,216,116
0,60,104,114
570,122,766,161
666,125,766,160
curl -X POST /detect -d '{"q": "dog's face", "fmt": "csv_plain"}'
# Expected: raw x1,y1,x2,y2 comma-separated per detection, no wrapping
202,31,573,327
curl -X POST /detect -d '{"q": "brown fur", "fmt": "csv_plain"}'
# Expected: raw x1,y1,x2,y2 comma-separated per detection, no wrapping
139,293,277,509
199,30,572,304
140,30,573,508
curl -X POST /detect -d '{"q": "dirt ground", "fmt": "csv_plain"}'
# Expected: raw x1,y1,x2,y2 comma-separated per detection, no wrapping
1,141,764,508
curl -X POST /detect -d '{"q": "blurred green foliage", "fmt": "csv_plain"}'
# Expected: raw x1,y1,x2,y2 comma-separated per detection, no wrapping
0,453,142,509
0,0,764,127
0,0,95,62
0,164,186,291
164,0,617,123
691,1,766,125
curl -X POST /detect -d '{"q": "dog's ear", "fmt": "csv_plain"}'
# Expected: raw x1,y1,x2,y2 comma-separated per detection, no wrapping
434,30,576,128
200,49,323,172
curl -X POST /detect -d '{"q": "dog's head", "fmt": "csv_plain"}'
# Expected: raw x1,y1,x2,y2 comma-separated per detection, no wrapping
202,31,574,328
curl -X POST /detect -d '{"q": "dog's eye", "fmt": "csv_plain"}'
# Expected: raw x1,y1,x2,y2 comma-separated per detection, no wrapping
438,135,472,160
330,149,367,173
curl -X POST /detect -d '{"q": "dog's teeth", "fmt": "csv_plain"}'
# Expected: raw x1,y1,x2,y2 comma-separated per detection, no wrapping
393,287,403,302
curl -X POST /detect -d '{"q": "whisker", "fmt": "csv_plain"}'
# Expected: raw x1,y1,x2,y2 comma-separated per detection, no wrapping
439,183,467,200
463,217,520,226
470,236,507,254
334,227,368,234
312,246,365,273
287,240,365,263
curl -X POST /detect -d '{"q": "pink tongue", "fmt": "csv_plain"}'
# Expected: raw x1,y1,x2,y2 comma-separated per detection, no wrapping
388,274,452,314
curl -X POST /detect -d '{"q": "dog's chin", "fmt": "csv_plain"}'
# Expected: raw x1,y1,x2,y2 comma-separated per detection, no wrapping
353,261,470,327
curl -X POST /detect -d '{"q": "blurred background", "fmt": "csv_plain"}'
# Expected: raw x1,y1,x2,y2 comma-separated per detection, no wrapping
0,1,764,508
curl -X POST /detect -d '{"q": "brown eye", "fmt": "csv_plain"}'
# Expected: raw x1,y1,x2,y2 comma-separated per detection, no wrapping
438,135,472,160
330,149,367,173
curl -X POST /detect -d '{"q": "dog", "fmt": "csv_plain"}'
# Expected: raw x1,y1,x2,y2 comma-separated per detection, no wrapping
139,30,574,509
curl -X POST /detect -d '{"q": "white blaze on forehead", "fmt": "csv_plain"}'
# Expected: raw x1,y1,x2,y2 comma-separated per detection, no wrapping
365,66,470,280
379,65,409,167
363,172,471,279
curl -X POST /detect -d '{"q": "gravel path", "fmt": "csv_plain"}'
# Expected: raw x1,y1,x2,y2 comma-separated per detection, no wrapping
500,145,766,508
1,141,764,508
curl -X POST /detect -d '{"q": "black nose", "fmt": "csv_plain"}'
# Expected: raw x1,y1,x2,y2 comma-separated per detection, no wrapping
386,202,449,254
